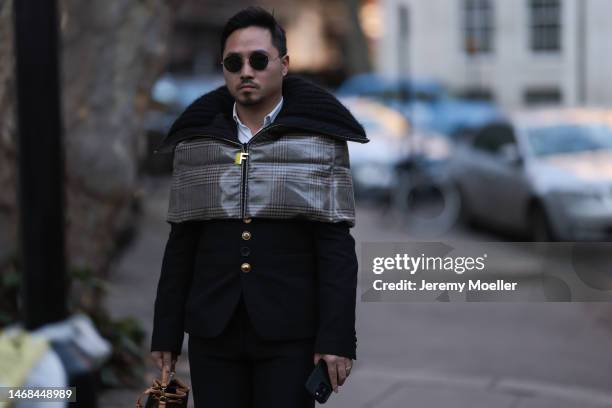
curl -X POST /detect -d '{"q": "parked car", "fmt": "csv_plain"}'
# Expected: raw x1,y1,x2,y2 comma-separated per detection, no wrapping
339,96,451,201
448,108,612,241
336,73,502,136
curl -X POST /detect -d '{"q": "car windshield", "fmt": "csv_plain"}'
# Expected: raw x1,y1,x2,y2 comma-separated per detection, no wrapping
526,124,612,156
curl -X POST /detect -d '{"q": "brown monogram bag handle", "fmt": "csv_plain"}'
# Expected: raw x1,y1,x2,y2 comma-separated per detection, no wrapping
135,360,190,407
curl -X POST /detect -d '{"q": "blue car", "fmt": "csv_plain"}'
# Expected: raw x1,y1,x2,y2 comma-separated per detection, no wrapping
336,73,501,136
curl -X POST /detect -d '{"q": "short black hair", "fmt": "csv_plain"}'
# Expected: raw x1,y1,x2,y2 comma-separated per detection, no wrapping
221,7,287,57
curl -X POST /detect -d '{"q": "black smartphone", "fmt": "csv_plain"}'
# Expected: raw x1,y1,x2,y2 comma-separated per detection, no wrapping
304,359,333,403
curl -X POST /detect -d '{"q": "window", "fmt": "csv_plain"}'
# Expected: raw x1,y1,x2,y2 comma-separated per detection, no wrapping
472,124,517,154
527,124,612,156
458,87,495,102
524,87,562,105
463,0,494,55
529,0,562,52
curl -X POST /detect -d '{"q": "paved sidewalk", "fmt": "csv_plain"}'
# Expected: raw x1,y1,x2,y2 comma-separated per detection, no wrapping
99,178,612,407
328,367,612,408
100,177,194,407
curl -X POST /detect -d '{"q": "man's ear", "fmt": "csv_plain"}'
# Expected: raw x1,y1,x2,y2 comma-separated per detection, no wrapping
281,54,289,77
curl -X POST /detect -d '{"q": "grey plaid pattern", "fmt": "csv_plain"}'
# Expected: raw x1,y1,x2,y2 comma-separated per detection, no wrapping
167,134,356,226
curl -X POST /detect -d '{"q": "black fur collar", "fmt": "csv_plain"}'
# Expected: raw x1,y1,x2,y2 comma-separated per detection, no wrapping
155,75,369,153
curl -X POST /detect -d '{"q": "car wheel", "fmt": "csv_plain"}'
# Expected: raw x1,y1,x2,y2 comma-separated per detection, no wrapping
394,174,461,237
455,182,475,227
529,204,556,242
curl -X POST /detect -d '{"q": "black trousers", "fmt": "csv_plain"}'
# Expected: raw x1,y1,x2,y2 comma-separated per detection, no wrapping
187,294,316,408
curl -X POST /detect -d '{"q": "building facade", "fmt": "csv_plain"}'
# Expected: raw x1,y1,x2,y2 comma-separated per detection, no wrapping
376,0,612,110
166,0,370,85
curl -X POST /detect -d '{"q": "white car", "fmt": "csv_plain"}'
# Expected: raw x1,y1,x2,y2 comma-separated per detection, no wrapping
450,108,612,241
339,96,451,200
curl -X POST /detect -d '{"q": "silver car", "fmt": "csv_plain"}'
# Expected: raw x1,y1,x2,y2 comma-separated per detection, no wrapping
450,108,612,241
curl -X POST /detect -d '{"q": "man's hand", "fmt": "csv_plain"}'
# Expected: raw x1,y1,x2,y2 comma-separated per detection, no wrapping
151,351,178,376
314,353,353,393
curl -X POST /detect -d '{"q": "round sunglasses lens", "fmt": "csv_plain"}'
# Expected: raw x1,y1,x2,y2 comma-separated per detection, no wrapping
223,55,242,72
249,53,269,70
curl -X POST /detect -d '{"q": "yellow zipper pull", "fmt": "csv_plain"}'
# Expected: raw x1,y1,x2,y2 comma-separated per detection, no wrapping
235,151,249,165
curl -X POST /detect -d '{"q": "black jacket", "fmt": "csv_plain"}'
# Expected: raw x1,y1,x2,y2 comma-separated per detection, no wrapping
150,76,367,360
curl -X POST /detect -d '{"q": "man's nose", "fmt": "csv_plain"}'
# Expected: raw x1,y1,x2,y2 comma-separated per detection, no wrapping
240,57,255,77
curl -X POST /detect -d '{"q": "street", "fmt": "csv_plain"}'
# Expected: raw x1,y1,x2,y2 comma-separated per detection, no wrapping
101,177,612,407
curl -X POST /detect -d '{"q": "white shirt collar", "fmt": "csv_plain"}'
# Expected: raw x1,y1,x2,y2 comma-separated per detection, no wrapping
232,96,284,131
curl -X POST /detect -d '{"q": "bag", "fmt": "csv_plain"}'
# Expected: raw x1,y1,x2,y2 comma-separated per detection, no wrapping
135,362,190,408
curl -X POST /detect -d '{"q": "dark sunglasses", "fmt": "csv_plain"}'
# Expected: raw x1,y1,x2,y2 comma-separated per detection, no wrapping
221,51,284,73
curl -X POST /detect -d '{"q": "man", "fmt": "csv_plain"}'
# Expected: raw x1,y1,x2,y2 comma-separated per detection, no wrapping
150,7,368,407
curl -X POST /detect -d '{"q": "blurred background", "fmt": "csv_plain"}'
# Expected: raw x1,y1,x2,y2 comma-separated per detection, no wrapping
2,0,612,407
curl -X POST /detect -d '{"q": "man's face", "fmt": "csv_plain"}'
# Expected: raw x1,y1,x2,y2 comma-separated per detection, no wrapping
222,26,289,106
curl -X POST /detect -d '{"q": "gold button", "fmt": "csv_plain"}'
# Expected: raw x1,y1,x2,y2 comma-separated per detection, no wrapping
243,217,252,224
241,262,251,273
241,231,251,240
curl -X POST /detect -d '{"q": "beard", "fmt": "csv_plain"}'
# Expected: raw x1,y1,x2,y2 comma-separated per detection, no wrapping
236,91,263,106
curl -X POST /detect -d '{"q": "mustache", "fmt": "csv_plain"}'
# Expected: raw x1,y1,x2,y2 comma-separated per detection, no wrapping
239,81,258,88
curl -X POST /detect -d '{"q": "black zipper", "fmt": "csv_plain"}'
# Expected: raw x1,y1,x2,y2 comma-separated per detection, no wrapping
238,124,282,218
239,142,248,218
